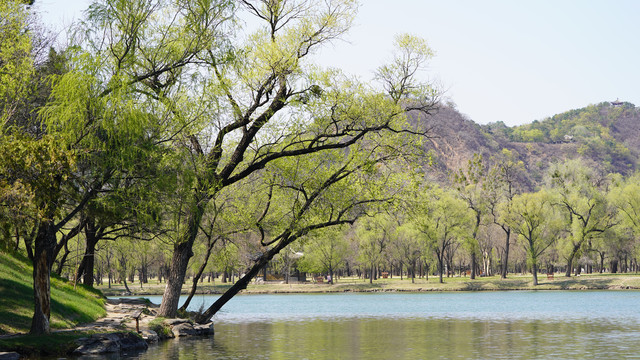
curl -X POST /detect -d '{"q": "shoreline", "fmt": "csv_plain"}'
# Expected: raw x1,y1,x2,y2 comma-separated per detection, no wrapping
98,274,640,297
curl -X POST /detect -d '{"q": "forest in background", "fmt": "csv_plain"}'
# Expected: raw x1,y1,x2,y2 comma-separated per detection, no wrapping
2,0,640,335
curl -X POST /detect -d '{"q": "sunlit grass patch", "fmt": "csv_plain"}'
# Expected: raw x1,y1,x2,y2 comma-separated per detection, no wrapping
0,251,106,334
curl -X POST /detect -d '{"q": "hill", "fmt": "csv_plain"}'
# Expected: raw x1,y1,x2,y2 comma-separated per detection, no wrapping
0,251,106,334
413,101,640,187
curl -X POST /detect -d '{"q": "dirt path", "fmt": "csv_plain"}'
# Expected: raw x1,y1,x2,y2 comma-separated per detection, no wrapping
66,298,158,333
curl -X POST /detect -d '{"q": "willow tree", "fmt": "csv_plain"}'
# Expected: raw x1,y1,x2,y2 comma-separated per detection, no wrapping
414,187,472,283
60,0,435,318
147,1,437,317
485,149,524,278
195,125,419,322
7,0,218,333
299,227,351,284
610,173,640,240
500,190,561,286
454,153,488,279
549,160,617,276
0,0,33,126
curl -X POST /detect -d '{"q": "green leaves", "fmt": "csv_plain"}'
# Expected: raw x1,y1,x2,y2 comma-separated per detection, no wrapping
0,134,75,221
374,33,437,105
0,0,34,125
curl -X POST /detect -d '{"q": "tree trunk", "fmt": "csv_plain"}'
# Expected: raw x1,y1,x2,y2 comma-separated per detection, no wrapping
411,260,415,284
501,228,510,279
532,262,538,286
77,221,100,287
196,238,293,323
329,266,334,285
55,242,70,276
30,221,57,334
158,241,194,317
179,238,216,312
157,196,206,318
565,252,576,277
369,266,374,284
470,252,477,280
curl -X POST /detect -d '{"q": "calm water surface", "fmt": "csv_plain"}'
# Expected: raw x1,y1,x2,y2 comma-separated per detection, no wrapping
111,291,640,359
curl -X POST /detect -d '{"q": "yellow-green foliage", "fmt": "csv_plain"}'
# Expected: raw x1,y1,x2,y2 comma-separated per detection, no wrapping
0,251,106,334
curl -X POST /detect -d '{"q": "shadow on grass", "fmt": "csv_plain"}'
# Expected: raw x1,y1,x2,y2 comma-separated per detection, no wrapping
0,278,34,333
0,331,88,356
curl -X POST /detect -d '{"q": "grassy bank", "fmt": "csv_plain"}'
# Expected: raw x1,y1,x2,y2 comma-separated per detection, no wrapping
97,272,640,297
0,251,106,335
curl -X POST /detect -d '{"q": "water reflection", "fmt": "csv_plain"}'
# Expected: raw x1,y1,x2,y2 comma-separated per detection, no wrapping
128,318,640,360
121,292,640,359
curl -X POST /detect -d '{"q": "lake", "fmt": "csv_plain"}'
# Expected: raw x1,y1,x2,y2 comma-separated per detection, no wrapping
116,291,640,359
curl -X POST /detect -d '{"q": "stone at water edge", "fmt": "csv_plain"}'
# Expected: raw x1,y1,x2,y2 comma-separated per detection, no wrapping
193,323,215,336
140,329,159,343
171,323,198,337
73,332,148,355
0,352,20,360
162,318,190,326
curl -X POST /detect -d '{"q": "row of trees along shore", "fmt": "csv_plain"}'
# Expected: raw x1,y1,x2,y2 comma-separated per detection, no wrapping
3,0,640,335
76,155,640,291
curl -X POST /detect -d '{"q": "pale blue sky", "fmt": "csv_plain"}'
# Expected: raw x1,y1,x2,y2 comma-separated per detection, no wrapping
35,0,640,126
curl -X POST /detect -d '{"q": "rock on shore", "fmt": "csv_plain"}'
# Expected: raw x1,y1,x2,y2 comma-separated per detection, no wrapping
73,332,148,355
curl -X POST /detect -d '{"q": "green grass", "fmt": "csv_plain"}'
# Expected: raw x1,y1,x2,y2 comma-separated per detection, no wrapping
0,251,106,335
0,332,90,357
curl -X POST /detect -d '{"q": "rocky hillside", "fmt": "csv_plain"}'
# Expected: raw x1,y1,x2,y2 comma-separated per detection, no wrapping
413,101,640,188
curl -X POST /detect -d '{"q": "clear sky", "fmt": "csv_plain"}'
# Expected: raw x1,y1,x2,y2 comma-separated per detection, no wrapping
34,0,640,126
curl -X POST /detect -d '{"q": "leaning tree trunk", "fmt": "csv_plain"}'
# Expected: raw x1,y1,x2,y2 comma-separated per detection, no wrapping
196,239,290,324
30,221,57,335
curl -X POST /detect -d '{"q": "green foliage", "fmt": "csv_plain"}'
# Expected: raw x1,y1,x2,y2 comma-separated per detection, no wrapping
500,190,560,265
148,317,172,338
298,226,350,275
549,159,617,264
0,331,92,357
610,173,640,238
415,187,472,253
508,102,636,172
0,0,33,125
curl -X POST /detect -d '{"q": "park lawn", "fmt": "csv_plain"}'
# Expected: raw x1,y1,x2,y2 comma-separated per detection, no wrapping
0,251,106,335
97,272,640,297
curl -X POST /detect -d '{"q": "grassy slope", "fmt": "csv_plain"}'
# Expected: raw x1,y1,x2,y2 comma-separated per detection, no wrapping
0,251,106,335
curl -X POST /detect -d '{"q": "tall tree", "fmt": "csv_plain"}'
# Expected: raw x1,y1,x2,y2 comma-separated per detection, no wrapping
501,190,560,286
154,3,438,317
485,149,524,278
299,227,350,284
549,160,617,277
415,187,472,283
454,153,487,279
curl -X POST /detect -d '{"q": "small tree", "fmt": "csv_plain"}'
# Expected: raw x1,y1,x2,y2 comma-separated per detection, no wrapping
415,187,472,284
299,227,350,284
